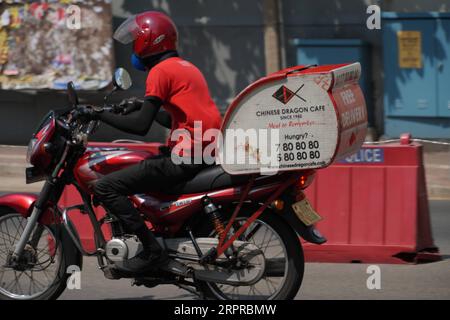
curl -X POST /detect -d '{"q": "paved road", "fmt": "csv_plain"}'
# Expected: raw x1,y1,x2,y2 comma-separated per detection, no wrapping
57,200,450,300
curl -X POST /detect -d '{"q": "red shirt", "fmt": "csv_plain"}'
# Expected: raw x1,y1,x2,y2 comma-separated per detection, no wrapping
145,57,222,156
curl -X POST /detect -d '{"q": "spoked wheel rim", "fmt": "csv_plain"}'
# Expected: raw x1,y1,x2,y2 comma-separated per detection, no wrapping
0,213,62,300
206,217,289,300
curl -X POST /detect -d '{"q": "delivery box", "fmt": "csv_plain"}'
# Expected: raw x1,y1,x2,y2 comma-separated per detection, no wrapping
220,63,368,175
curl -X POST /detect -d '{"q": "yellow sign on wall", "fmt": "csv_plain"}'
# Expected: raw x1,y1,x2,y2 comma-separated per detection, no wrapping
397,31,422,69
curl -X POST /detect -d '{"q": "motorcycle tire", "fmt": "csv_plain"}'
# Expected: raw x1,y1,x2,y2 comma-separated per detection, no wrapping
195,206,305,300
0,207,82,300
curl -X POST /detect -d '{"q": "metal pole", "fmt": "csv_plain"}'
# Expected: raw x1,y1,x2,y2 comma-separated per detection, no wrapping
263,0,284,74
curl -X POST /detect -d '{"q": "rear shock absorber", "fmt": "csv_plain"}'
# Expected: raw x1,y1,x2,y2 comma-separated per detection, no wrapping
202,197,226,240
201,197,236,260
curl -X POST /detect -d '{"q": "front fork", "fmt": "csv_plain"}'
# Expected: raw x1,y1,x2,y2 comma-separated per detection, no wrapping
12,144,71,261
12,180,56,259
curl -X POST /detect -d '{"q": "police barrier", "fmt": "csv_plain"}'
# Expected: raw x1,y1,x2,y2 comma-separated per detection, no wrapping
303,138,441,264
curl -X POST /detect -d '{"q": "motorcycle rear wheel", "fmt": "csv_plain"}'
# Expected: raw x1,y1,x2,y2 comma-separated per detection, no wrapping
196,207,304,300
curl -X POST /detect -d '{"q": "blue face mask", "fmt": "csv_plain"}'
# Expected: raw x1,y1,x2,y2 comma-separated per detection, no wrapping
131,54,148,72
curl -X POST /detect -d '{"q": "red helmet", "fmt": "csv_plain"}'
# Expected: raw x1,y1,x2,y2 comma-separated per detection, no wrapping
114,11,178,58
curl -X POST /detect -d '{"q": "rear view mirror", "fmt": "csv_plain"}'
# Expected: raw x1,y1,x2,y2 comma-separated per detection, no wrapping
67,82,79,107
113,68,132,91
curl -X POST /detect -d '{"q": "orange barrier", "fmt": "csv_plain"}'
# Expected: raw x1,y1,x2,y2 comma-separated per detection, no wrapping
303,137,441,264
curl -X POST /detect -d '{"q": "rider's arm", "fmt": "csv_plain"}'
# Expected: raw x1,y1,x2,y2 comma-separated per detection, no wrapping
118,97,171,129
155,110,172,129
98,97,162,136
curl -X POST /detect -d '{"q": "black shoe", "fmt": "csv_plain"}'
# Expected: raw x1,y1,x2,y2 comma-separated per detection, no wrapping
119,249,169,274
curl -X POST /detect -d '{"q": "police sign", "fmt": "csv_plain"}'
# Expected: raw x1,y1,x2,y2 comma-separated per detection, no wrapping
340,148,384,164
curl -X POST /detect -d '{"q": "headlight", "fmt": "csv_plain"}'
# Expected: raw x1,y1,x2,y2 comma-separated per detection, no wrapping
26,138,38,164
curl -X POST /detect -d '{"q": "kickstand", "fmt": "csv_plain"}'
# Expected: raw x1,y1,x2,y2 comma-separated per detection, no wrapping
186,227,203,258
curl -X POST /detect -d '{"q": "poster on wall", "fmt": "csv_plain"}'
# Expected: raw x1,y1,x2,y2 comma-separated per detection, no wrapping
397,30,422,69
0,0,114,90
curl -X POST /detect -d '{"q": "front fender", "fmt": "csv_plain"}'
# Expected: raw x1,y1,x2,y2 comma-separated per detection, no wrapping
0,193,37,216
0,193,83,271
0,193,57,225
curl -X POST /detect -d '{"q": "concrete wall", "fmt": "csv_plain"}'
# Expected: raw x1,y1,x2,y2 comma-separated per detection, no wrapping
111,0,266,110
0,89,170,145
0,0,448,145
283,0,450,136
0,0,267,145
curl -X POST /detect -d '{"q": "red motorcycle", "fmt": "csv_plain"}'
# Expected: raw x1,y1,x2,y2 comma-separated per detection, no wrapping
0,69,327,300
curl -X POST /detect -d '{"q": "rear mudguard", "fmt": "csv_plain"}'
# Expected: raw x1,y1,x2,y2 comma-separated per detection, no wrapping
279,208,327,244
235,200,326,245
273,192,327,245
0,193,83,269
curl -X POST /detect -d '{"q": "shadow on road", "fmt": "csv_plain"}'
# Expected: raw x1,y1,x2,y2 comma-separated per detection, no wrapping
104,293,199,300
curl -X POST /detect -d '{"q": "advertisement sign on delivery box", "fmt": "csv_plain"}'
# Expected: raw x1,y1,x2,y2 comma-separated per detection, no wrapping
220,63,367,175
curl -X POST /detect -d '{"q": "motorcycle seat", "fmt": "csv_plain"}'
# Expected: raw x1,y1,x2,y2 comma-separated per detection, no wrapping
164,165,251,195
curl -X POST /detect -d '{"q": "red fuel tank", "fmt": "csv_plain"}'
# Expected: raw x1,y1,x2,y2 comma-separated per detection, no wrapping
73,146,156,191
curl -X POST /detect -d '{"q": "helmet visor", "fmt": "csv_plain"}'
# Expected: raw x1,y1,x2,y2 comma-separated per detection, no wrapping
113,15,141,44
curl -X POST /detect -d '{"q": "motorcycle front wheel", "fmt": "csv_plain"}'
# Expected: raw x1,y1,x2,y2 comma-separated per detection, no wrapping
0,208,76,300
196,206,305,300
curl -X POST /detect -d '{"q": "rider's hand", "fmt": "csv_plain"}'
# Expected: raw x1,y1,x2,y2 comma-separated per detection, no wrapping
119,97,144,115
77,105,100,121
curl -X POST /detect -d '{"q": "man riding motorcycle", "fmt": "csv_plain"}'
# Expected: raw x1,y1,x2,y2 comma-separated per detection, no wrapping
81,11,222,273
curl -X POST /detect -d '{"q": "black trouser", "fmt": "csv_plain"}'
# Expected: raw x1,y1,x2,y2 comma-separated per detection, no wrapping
94,155,204,251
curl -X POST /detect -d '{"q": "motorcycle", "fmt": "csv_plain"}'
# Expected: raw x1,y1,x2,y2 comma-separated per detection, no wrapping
0,68,327,300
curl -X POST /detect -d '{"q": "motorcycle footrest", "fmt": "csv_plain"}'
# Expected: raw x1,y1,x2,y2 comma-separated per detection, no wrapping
160,259,190,277
199,247,217,264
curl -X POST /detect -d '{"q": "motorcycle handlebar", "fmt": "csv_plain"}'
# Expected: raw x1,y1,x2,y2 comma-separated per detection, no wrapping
70,103,123,121
85,120,98,135
68,103,125,137
102,104,123,113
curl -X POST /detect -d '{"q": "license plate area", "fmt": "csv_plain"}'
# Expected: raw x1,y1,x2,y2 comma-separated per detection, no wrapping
292,198,322,226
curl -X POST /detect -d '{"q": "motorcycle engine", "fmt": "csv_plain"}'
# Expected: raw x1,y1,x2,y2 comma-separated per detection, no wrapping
105,236,143,262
